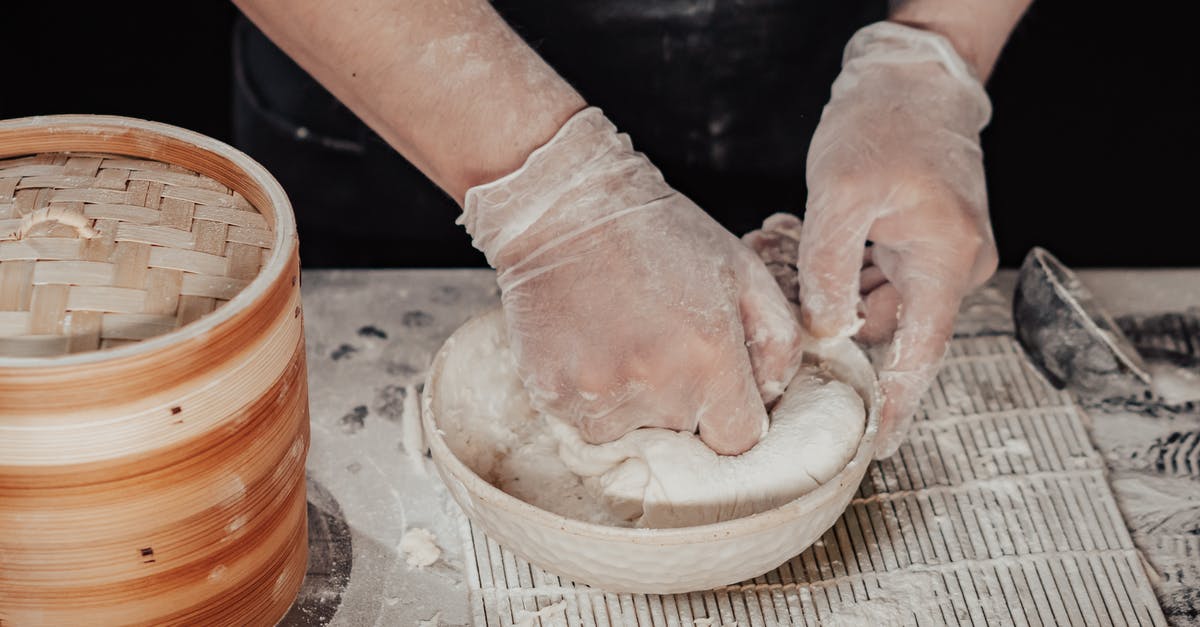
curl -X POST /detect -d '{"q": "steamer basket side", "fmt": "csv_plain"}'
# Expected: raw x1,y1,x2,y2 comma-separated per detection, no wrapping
0,115,309,626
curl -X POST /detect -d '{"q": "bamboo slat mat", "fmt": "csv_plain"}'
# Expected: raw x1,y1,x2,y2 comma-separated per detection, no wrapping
456,326,1167,626
0,152,273,357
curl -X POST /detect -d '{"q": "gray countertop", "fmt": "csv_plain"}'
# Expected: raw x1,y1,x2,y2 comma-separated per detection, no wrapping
285,269,1200,626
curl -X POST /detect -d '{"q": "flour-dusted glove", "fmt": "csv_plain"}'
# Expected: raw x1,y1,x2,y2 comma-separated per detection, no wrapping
798,22,999,459
460,108,803,455
744,213,900,345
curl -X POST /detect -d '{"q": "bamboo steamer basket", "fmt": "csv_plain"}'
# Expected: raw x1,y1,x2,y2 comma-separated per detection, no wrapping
0,116,308,625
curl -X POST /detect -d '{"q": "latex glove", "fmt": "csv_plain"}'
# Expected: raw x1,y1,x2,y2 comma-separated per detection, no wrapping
797,22,999,459
744,213,903,346
460,108,803,455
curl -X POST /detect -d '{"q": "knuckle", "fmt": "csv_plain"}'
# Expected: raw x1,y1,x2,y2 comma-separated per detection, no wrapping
973,244,1000,283
924,201,993,270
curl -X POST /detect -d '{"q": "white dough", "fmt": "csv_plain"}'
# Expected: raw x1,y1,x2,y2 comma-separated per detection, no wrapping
433,309,867,529
399,527,441,567
549,365,865,528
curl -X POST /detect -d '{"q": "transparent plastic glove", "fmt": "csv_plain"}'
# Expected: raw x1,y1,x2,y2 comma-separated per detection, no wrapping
461,108,803,455
798,22,999,459
744,213,903,346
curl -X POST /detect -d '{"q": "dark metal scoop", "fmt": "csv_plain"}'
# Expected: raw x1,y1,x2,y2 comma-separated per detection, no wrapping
1013,247,1152,397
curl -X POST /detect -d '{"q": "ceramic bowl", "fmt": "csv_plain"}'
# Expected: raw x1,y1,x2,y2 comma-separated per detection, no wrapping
422,308,880,594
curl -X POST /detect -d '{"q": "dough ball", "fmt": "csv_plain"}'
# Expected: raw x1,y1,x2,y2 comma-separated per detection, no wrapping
432,309,867,529
550,365,865,528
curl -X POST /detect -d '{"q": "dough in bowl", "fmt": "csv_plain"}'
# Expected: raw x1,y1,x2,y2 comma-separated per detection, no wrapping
433,308,866,529
549,364,865,528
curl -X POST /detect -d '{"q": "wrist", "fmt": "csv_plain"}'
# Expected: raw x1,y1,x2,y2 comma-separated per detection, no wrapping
887,14,986,79
460,107,674,270
439,88,587,203
887,0,1033,80
838,22,992,133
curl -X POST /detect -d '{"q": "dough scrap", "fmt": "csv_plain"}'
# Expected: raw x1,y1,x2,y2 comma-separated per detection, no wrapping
514,601,567,627
399,527,441,567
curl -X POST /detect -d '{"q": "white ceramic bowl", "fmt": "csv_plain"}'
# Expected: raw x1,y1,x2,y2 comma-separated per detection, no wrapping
422,308,880,594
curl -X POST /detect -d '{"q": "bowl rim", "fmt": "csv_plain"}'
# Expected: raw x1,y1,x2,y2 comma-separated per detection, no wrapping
0,114,296,368
422,308,881,544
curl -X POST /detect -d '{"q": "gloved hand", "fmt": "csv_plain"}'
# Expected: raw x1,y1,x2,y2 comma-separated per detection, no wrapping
460,108,803,455
797,22,999,459
743,213,900,346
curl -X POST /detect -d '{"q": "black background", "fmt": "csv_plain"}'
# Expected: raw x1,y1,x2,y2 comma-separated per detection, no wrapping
1,2,1196,269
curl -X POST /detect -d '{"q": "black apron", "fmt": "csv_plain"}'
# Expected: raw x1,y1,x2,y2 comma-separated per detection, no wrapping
232,1,887,267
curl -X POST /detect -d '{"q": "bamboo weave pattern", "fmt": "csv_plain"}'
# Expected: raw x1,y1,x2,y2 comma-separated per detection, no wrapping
0,152,273,356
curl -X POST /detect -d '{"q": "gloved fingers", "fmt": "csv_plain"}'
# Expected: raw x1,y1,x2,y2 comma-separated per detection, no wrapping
859,264,888,294
737,251,805,405
796,197,871,339
574,386,693,446
875,376,919,459
695,332,771,456
569,332,700,444
856,257,899,344
856,281,901,345
873,275,961,458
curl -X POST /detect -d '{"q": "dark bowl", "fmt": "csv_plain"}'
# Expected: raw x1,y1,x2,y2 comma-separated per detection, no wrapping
1013,247,1151,396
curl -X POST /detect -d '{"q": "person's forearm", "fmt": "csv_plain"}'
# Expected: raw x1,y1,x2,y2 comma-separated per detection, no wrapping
888,0,1033,80
233,0,585,203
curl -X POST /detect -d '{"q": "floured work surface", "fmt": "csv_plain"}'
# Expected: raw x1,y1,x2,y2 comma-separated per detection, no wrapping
1087,308,1200,624
291,270,1198,627
459,289,1167,627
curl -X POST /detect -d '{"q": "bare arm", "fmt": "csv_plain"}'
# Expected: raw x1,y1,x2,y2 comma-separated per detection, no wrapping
232,0,586,203
889,0,1034,79
234,0,806,456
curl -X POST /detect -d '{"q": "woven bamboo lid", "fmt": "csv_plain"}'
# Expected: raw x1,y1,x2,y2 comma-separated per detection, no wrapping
0,151,274,357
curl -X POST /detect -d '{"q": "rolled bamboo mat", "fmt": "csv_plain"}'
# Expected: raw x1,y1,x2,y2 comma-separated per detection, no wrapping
0,116,308,626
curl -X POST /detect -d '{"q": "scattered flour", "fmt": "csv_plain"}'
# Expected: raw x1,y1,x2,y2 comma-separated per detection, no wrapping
940,381,973,414
1004,438,1033,457
1110,474,1200,535
1148,361,1200,404
514,601,567,627
822,570,969,626
399,527,441,568
975,437,1033,463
